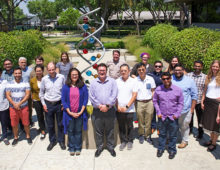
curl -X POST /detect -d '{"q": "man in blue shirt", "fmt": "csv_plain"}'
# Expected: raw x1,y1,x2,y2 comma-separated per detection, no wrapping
172,64,198,149
1,58,14,82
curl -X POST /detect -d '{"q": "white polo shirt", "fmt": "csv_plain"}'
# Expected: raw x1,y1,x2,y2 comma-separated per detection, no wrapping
116,77,137,112
0,79,9,111
135,75,156,100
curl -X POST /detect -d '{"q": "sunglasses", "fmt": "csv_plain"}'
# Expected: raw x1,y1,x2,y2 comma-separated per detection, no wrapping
155,65,162,68
162,78,170,81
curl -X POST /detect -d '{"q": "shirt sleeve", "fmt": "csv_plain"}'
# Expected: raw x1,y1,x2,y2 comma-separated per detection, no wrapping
132,79,138,92
89,82,101,107
61,85,69,110
39,78,46,105
152,89,162,116
82,85,88,106
107,79,118,106
151,77,156,89
56,62,60,69
174,89,184,118
190,79,198,101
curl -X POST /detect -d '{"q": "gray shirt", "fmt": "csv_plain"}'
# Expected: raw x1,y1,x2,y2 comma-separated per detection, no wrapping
56,62,73,80
39,73,65,105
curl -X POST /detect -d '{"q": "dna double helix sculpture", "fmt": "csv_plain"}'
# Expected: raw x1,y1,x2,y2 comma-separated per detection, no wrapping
76,8,105,84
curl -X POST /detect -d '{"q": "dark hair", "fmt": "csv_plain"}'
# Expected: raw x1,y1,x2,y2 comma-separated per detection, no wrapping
137,62,146,69
174,63,184,70
154,60,163,67
0,67,2,73
35,64,44,72
60,52,70,62
113,50,120,56
194,60,203,66
13,67,22,72
168,56,179,71
161,72,171,78
66,68,84,88
120,63,130,70
3,58,13,64
97,63,107,70
35,56,44,62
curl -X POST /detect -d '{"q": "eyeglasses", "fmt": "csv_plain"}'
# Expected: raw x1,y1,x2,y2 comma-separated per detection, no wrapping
155,65,162,68
137,69,145,72
162,78,170,81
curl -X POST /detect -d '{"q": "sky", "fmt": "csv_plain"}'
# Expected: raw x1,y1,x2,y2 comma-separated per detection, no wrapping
19,1,31,16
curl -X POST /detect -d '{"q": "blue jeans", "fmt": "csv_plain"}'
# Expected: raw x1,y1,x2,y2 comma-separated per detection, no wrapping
151,110,157,129
67,117,83,152
45,101,64,143
158,118,178,153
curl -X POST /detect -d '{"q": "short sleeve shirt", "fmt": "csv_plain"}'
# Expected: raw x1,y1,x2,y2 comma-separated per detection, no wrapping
116,77,137,112
135,75,156,100
56,62,73,80
6,80,30,108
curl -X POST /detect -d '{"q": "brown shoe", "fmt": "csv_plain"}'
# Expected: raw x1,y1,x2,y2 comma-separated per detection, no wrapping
178,142,188,149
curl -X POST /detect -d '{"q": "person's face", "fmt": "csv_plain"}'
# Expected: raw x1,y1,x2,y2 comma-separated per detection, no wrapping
194,63,203,73
137,65,146,78
174,66,184,78
142,55,149,64
154,63,163,73
36,59,44,65
211,62,220,75
19,59,27,70
113,52,120,62
70,70,79,84
171,58,178,67
47,63,56,77
120,66,130,80
35,67,43,77
162,75,171,88
14,69,22,81
3,60,13,71
98,66,107,79
61,54,68,62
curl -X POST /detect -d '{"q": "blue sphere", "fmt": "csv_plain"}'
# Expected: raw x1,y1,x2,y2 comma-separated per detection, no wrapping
91,56,96,61
83,24,89,30
89,37,95,44
86,70,92,76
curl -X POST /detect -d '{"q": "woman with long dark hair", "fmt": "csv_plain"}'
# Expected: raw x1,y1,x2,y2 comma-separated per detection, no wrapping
201,60,220,151
61,68,88,156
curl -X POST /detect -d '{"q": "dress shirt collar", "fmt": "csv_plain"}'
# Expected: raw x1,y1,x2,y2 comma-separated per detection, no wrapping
5,69,14,75
97,76,109,84
173,74,184,81
22,66,28,72
161,84,174,90
192,72,203,77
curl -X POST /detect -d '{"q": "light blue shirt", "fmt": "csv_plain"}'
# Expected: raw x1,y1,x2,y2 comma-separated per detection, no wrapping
22,66,32,82
172,75,198,114
1,70,14,82
39,73,65,105
0,79,9,111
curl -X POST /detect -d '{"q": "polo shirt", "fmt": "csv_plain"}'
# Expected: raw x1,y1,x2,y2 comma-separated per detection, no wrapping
0,79,9,111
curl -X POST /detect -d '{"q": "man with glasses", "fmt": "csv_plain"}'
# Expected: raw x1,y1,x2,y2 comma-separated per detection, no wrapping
172,64,197,149
187,60,206,139
1,58,14,82
153,72,183,159
89,63,118,157
135,63,156,144
148,61,164,135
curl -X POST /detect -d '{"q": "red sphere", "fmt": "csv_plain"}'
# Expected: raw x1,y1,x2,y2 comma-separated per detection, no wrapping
93,63,98,69
83,49,88,54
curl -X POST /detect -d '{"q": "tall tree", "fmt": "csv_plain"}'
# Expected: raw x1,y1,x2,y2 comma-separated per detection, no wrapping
0,0,26,31
27,0,57,26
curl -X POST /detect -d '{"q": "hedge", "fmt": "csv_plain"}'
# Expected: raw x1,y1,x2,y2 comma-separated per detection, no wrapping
142,24,178,50
162,27,220,72
0,30,48,66
203,41,220,72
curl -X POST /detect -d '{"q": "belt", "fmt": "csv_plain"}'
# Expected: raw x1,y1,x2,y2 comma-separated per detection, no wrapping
45,100,61,105
137,99,152,103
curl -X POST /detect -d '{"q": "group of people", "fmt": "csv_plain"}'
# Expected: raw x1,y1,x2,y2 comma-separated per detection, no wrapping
0,50,219,160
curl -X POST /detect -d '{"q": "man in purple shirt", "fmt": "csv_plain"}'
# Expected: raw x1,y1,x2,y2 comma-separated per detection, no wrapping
89,63,118,157
153,72,184,159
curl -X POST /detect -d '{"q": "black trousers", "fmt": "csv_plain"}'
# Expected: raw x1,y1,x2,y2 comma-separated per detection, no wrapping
92,107,116,151
33,101,46,131
116,112,134,143
0,109,9,139
189,103,204,135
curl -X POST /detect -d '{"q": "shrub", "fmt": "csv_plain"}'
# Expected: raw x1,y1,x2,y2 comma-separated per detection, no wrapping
104,41,125,49
163,27,220,72
203,41,220,72
142,24,178,50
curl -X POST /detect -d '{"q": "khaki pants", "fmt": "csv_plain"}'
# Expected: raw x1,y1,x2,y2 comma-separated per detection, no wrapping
137,100,154,137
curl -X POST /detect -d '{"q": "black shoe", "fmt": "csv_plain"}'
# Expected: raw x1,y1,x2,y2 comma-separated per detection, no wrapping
168,152,176,159
59,142,66,150
29,122,35,128
40,133,46,140
207,144,216,152
47,142,57,151
196,133,203,141
108,149,116,157
95,149,103,157
139,135,144,144
27,138,32,145
157,150,163,157
12,139,18,146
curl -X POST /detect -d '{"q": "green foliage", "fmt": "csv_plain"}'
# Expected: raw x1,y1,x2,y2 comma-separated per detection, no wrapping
124,36,162,65
143,24,178,49
104,41,125,49
103,30,132,36
58,8,80,28
0,30,47,66
203,41,220,72
163,27,220,72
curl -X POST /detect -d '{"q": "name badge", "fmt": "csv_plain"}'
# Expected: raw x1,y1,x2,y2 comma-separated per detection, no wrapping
146,83,151,89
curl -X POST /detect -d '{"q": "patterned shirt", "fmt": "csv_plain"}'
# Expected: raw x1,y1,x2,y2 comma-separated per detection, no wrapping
6,80,30,108
187,72,206,104
106,60,126,79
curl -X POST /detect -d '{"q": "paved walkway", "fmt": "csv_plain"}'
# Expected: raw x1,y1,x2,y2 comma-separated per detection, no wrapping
0,49,220,170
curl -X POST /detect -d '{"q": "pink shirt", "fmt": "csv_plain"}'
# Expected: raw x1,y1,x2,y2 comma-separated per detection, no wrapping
70,86,79,112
